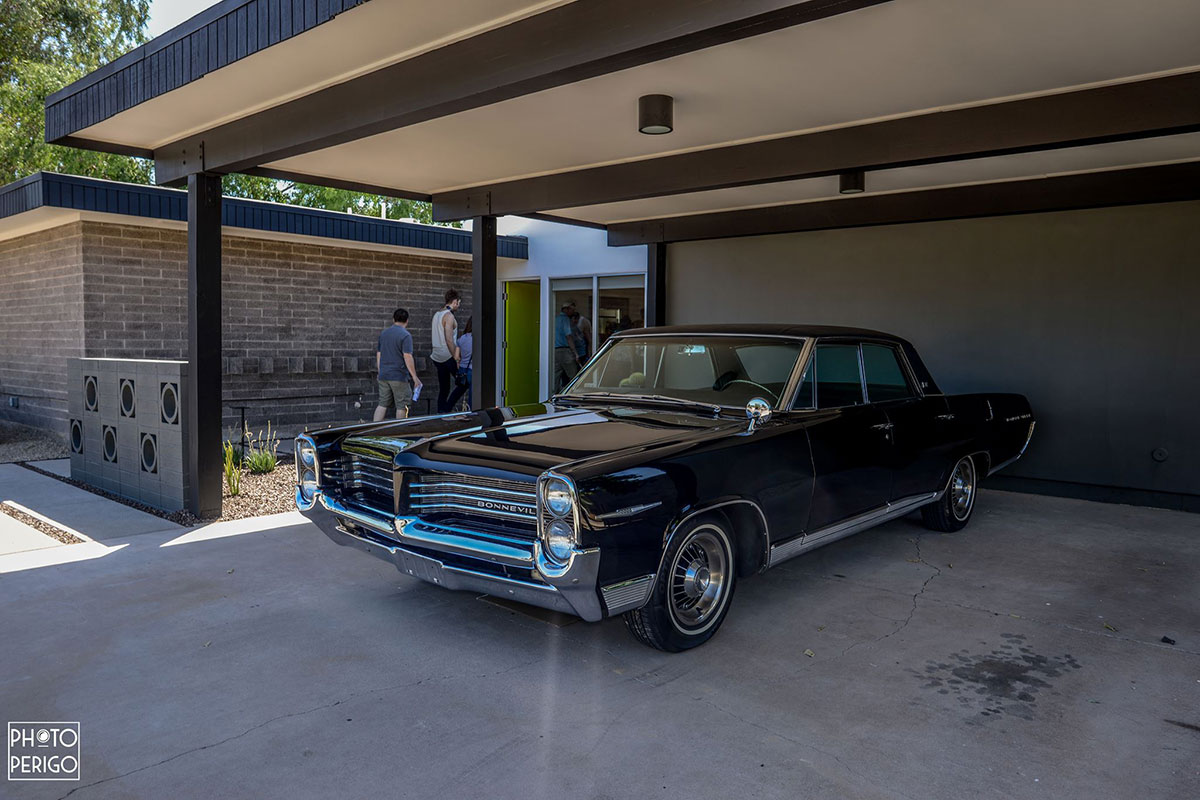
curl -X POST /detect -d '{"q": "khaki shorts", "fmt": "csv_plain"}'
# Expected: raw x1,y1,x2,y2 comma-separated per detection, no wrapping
378,379,413,416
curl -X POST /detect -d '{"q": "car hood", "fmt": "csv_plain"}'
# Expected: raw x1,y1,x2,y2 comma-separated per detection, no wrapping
342,401,745,476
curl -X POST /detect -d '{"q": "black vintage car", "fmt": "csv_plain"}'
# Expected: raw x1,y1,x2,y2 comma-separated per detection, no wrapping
297,325,1034,651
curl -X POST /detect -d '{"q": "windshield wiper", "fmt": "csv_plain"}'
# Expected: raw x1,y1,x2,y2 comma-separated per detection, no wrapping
555,392,723,416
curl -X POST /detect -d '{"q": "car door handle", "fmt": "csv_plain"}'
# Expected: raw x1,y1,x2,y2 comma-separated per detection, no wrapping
935,413,955,421
871,422,894,431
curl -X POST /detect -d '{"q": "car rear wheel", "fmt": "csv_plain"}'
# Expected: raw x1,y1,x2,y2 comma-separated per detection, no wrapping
921,455,977,532
624,517,737,652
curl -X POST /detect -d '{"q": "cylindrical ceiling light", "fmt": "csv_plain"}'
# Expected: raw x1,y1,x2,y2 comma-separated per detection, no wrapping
638,94,674,135
840,169,865,194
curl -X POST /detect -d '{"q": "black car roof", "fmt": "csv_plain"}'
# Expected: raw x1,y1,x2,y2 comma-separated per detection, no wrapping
613,323,905,342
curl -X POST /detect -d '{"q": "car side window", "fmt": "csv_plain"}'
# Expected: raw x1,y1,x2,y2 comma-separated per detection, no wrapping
814,344,865,408
862,344,916,402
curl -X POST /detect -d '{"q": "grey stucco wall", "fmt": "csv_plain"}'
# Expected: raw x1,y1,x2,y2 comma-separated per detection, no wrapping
667,200,1200,503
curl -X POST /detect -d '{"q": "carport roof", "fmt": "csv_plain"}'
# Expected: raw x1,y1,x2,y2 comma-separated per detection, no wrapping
45,0,1200,243
0,172,529,259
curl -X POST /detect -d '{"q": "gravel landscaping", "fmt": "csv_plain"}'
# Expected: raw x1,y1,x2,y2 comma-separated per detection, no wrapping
17,456,296,527
0,501,85,544
0,420,69,463
219,461,297,521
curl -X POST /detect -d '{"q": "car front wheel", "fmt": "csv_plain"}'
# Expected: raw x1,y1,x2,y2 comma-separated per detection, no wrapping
922,455,977,532
624,516,736,652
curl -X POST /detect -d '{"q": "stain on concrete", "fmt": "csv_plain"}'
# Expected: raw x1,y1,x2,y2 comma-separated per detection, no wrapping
910,633,1082,720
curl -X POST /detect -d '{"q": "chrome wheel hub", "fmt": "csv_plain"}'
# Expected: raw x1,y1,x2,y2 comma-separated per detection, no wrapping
951,458,975,521
670,529,728,628
682,562,711,598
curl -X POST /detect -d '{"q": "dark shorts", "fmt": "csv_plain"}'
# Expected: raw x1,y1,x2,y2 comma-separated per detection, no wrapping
378,379,413,415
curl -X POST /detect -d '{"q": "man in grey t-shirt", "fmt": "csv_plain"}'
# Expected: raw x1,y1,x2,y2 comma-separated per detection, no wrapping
374,308,422,421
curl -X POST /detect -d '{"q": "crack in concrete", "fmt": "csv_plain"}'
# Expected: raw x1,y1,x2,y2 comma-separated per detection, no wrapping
837,534,942,659
55,659,541,799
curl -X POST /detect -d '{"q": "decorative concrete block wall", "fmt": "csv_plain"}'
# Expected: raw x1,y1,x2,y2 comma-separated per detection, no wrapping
68,358,189,512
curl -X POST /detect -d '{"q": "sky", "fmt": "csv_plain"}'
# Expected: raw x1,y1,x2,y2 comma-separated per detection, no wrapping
148,0,222,38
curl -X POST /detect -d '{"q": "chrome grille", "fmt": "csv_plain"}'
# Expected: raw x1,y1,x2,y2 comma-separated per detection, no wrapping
322,453,394,507
408,473,537,527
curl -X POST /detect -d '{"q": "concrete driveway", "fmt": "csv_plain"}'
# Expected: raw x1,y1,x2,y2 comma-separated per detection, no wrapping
1,490,1196,799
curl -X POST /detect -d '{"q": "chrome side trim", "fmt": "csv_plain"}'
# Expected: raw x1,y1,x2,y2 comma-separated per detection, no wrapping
596,501,663,520
988,421,1036,476
768,492,939,568
601,575,654,615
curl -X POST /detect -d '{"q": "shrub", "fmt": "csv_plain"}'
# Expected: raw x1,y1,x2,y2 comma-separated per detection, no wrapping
244,422,279,474
222,440,241,496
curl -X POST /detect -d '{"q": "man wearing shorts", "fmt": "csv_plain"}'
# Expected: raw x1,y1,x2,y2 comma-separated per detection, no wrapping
374,308,422,421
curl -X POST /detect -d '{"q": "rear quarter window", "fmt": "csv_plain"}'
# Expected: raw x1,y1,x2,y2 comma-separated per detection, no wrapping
862,344,915,402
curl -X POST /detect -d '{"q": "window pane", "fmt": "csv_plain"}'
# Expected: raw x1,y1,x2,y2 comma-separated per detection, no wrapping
597,277,644,353
566,336,803,406
862,344,914,402
550,285,593,392
737,344,800,385
815,345,864,408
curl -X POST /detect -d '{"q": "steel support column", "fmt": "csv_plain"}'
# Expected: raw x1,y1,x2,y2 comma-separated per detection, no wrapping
646,242,668,327
186,172,223,517
471,215,498,409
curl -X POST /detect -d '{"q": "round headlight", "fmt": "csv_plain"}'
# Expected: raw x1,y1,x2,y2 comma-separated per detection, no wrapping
543,478,573,517
299,447,316,468
299,468,318,502
545,520,576,562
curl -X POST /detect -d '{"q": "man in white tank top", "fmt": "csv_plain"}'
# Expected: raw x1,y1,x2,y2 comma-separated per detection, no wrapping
431,288,461,412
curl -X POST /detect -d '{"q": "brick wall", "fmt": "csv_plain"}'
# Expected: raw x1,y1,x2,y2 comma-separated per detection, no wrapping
1,219,473,435
0,223,85,431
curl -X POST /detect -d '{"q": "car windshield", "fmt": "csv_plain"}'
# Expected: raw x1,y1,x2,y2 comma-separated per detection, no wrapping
562,336,805,409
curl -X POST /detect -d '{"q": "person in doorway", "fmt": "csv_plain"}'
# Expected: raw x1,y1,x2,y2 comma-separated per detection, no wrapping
431,289,461,413
374,308,421,421
553,300,581,392
446,316,473,411
571,310,591,363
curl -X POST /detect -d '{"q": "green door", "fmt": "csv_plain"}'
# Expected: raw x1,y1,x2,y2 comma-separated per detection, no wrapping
503,281,541,406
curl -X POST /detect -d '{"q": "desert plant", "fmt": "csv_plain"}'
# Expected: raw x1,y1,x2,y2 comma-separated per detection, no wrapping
222,440,241,496
244,421,279,474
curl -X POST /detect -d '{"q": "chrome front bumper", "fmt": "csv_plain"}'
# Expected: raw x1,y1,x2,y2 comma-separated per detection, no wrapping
300,491,604,621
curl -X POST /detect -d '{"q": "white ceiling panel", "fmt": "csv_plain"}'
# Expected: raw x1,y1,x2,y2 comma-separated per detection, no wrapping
78,0,575,150
266,0,1200,195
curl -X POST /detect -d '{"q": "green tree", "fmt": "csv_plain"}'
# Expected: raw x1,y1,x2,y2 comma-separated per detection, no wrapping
1,0,152,183
222,174,442,225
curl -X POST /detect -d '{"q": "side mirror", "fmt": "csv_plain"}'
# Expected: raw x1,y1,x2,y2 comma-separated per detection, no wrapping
746,397,772,431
